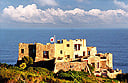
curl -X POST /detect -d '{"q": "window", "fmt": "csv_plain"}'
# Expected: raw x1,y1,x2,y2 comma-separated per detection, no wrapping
75,55,78,58
96,54,100,57
74,44,81,50
78,44,80,50
57,57,63,60
88,51,90,55
60,50,62,54
74,44,77,50
67,44,70,47
43,51,49,59
21,49,24,53
83,51,85,56
57,40,60,43
97,62,99,68
67,55,70,58
100,57,106,59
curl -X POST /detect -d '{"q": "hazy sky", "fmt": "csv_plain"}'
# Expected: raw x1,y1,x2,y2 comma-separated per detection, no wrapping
1,0,128,28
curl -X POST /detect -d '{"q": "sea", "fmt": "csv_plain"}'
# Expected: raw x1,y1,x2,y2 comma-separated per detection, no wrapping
0,28,128,73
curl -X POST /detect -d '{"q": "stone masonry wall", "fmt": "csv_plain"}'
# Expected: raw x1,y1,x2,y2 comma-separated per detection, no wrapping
18,43,29,60
54,62,87,73
35,43,55,62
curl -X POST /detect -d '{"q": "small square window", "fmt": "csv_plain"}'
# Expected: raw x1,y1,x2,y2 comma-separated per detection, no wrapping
67,55,70,58
21,49,24,53
43,51,49,59
67,44,70,47
75,55,78,58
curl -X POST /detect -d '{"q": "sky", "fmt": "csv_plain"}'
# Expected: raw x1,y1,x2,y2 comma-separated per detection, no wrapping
1,0,128,28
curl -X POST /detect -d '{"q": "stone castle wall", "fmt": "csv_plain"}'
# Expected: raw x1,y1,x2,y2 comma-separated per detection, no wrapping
54,62,87,73
18,43,29,60
35,43,55,62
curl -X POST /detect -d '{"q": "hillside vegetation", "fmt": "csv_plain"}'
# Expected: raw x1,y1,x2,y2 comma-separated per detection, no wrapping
0,63,119,83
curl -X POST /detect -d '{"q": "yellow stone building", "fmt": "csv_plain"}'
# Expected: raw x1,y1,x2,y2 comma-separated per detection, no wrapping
18,39,87,62
18,38,122,78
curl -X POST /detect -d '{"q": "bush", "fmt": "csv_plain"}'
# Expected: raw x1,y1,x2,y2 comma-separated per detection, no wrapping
0,62,118,83
55,70,80,81
20,63,26,69
33,67,53,76
27,67,34,72
0,63,8,68
55,70,92,82
116,73,128,82
8,66,21,70
88,64,94,73
22,56,33,66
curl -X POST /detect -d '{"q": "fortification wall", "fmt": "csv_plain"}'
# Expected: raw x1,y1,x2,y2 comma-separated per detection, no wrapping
54,62,87,73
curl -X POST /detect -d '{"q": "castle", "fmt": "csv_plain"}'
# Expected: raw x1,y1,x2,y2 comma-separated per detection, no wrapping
18,39,122,78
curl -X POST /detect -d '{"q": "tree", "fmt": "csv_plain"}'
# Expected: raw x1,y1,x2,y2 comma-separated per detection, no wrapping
22,56,33,66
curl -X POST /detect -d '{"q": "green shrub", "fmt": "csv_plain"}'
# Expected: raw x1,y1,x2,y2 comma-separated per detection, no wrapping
27,67,34,72
55,70,93,82
22,56,33,66
20,63,26,69
0,62,118,83
88,64,94,73
33,67,52,76
0,63,8,68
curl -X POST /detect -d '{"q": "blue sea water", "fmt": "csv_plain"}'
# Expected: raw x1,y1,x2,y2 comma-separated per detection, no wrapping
0,28,128,73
